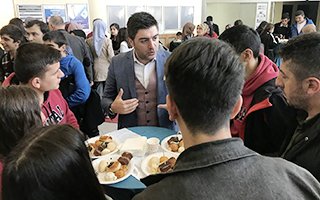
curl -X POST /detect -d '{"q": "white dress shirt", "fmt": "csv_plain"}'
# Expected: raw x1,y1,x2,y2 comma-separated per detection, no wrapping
133,50,156,88
297,20,307,34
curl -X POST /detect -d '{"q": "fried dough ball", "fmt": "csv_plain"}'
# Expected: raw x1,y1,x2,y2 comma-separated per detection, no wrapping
178,146,185,153
106,161,122,173
95,140,103,147
160,156,169,163
179,140,184,147
121,165,129,173
100,135,112,142
115,169,126,179
169,143,179,152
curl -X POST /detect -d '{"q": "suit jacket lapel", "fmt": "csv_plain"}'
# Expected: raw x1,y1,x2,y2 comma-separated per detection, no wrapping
127,51,137,98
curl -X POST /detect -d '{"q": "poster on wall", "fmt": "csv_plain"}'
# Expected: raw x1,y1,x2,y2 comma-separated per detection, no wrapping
67,4,89,29
255,3,268,28
43,5,67,23
17,5,43,21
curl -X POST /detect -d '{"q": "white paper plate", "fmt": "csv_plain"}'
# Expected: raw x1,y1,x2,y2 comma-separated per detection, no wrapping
140,152,178,176
86,135,119,159
160,134,183,155
92,154,133,184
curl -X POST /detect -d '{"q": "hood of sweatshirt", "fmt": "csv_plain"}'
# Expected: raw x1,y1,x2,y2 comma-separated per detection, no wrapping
242,54,278,98
231,54,278,138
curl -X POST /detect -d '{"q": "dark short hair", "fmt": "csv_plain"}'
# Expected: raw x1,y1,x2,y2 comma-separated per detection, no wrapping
0,24,25,43
176,31,182,36
15,43,61,84
127,12,158,40
281,12,290,19
165,38,244,134
0,85,42,158
206,16,213,21
295,10,305,17
280,32,320,81
2,125,107,200
234,19,243,26
70,29,86,40
219,25,261,58
43,30,67,47
25,20,49,34
9,18,24,27
8,18,26,34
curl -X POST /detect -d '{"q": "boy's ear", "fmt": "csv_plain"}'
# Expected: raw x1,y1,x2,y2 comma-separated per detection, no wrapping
60,44,67,53
241,48,254,61
166,95,178,121
30,77,41,89
230,95,243,119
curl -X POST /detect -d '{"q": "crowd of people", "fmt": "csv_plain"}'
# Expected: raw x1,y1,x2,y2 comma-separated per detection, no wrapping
0,8,320,200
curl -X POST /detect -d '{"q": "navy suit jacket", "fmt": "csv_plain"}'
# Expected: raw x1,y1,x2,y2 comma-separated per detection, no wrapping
102,47,174,130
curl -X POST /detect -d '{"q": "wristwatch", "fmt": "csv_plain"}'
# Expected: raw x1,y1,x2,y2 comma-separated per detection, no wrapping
108,105,116,116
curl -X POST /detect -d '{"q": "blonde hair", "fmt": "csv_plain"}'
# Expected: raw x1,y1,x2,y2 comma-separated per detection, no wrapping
182,22,195,38
197,23,209,36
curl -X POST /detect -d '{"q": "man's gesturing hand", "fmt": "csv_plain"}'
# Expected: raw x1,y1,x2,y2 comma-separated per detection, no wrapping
110,88,139,114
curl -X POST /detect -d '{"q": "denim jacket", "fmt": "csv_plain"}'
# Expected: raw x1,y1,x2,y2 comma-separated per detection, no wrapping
133,138,320,200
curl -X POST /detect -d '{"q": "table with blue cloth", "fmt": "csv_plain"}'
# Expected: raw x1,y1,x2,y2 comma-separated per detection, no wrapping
103,126,176,200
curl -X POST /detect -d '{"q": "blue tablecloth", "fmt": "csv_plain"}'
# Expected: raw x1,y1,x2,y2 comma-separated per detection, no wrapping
108,126,176,189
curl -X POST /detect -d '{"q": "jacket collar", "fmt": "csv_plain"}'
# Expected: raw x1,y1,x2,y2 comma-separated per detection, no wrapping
141,138,257,186
174,138,257,171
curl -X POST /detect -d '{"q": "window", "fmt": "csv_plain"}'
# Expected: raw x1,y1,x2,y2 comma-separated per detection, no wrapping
106,0,200,33
108,6,125,27
147,6,162,31
127,6,145,17
164,6,178,30
180,6,194,29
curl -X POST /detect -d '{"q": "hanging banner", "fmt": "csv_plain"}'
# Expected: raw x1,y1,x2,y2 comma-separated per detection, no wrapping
255,3,268,28
43,5,67,23
67,4,89,29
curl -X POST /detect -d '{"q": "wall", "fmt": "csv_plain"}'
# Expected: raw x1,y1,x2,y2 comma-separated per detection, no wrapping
12,0,88,25
1,0,15,28
206,2,257,31
3,0,312,32
9,0,202,33
272,2,283,23
13,0,87,6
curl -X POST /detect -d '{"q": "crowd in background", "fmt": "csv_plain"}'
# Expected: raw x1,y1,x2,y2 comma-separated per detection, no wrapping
0,9,320,200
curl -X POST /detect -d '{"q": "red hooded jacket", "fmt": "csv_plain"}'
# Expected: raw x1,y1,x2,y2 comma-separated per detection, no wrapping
231,54,278,139
231,54,298,155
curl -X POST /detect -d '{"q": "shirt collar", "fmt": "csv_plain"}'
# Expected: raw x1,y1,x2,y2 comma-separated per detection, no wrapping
133,49,156,66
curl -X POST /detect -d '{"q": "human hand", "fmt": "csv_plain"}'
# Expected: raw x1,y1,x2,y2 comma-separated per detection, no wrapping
158,104,168,111
111,88,139,114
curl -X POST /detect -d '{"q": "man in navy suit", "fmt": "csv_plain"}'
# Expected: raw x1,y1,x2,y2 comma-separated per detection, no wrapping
102,12,174,130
